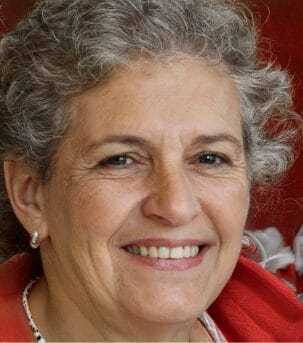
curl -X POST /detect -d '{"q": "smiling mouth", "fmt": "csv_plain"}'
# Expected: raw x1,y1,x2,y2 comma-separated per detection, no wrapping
123,245,202,259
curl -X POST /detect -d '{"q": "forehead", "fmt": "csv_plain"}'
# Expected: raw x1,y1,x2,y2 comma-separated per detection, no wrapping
69,57,242,146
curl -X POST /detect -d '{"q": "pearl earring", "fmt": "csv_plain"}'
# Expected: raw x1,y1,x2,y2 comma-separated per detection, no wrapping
30,231,40,249
241,231,266,262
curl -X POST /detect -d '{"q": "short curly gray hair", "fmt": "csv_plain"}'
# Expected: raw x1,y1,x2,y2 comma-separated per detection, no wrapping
0,0,301,258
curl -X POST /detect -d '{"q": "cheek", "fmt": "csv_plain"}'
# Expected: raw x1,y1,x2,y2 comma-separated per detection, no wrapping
201,178,249,236
44,180,145,295
64,180,142,240
197,179,249,306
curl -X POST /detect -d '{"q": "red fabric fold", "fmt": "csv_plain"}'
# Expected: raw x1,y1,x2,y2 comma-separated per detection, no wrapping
209,255,303,342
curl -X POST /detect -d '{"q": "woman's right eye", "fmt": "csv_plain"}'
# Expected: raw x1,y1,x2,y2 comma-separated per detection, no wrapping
98,154,134,169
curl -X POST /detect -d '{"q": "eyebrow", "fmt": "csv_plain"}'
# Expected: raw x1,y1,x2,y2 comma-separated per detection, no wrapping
85,135,151,153
85,133,243,152
191,133,243,150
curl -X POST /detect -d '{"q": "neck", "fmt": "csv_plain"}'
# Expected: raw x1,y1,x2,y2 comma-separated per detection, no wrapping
28,276,211,341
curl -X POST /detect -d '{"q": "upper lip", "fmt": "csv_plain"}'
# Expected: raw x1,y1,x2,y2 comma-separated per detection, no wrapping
122,238,207,248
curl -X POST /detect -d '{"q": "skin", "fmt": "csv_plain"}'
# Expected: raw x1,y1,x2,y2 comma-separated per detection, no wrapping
5,57,250,341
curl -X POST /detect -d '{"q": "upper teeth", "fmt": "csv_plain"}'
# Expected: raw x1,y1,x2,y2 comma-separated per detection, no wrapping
126,245,200,259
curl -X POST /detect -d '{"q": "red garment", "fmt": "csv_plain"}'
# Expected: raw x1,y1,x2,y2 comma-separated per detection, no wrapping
0,254,302,342
209,256,303,341
0,254,35,341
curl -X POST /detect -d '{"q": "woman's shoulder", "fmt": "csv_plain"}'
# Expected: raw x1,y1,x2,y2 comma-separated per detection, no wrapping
209,255,303,342
0,254,35,341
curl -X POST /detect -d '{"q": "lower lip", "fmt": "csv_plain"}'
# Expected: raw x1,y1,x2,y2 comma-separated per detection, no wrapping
121,246,208,271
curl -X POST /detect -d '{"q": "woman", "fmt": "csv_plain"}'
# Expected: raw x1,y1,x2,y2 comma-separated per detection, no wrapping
0,0,302,341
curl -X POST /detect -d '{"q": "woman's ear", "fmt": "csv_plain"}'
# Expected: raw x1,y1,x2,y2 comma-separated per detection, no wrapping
3,156,49,242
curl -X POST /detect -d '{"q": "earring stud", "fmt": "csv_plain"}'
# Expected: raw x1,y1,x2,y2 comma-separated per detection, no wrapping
241,231,266,262
30,231,40,249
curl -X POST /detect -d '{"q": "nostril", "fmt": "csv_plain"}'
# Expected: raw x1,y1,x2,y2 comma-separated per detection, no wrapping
141,177,200,227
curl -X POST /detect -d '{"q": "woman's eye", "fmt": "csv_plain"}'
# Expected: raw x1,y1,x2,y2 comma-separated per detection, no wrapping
198,153,229,166
98,155,134,168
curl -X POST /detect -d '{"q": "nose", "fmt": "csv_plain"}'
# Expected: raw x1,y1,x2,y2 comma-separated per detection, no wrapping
141,169,201,227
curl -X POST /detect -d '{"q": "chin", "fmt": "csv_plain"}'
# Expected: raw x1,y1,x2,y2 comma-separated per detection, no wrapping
121,286,206,324
138,304,203,325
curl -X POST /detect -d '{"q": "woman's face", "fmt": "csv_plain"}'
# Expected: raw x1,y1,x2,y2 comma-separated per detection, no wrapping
40,58,249,326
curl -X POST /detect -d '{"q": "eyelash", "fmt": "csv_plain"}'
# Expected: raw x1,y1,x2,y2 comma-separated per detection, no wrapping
97,152,231,169
98,154,135,168
194,152,231,167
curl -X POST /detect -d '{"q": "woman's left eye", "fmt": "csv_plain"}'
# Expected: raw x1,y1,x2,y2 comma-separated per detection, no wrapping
197,153,230,166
